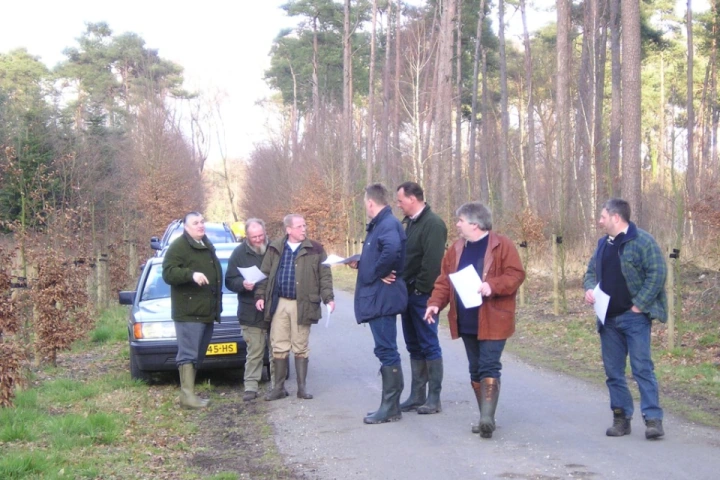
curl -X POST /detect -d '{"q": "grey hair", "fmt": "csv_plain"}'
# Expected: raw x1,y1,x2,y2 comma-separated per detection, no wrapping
602,198,631,223
283,214,304,228
456,202,493,231
245,217,266,234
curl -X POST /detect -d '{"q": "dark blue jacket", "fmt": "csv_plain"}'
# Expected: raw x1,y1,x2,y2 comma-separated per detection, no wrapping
354,206,408,323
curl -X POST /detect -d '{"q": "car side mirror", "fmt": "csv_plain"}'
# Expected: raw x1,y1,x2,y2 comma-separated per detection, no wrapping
150,238,162,250
119,291,136,305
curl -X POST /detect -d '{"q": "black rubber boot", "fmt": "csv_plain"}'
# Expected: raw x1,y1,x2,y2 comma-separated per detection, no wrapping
417,358,443,414
606,408,632,436
471,381,483,433
364,365,404,424
295,356,313,399
399,359,428,412
478,377,500,438
644,417,664,439
265,357,289,401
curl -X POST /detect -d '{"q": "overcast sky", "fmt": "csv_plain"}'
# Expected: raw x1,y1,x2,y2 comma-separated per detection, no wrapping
0,0,708,163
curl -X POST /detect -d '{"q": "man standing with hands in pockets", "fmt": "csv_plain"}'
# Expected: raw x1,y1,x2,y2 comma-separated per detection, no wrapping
584,198,667,440
351,183,408,425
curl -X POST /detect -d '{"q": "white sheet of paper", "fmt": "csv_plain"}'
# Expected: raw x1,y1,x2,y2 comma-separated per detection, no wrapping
593,283,610,325
449,265,483,308
324,302,332,328
237,266,267,284
322,253,361,265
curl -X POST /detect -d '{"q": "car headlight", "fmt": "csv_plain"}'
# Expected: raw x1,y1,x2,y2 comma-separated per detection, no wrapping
133,322,176,340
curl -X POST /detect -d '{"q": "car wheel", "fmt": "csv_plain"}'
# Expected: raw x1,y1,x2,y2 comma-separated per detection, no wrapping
130,349,152,383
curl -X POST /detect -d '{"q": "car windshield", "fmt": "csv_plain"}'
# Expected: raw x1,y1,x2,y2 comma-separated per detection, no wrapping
141,259,232,301
167,226,234,246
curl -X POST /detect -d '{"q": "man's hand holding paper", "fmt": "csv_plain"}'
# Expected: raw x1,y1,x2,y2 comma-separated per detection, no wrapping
448,265,484,308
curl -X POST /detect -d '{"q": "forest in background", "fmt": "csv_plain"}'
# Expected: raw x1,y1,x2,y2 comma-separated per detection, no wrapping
2,1,720,402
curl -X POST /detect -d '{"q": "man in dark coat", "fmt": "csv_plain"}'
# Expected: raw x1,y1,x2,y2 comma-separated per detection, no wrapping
162,212,223,409
255,214,335,401
225,218,270,402
395,181,447,415
351,183,408,424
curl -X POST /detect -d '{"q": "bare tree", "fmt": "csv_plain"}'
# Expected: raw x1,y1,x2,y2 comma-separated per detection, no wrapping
554,0,571,315
498,0,510,216
621,0,643,220
367,0,379,185
520,0,534,210
469,0,487,201
609,0,621,196
343,0,353,194
686,0,696,203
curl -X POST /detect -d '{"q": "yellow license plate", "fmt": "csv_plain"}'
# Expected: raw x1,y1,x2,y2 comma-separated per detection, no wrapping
206,342,238,356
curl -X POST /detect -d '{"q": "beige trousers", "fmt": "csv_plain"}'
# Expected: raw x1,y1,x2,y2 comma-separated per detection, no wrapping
269,298,311,359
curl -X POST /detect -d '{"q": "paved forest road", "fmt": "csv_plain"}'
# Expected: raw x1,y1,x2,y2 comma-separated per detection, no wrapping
266,290,720,480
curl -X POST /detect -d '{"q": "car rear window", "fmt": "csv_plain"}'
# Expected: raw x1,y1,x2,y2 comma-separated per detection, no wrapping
167,226,234,246
141,260,233,301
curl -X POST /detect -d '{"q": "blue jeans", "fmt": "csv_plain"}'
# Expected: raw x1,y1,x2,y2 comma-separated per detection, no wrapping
599,310,663,420
369,315,401,367
401,292,442,361
460,335,506,382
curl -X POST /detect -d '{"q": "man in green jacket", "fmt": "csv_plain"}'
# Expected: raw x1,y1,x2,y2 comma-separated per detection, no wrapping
225,218,271,402
396,182,447,415
255,214,335,401
162,212,223,409
584,198,667,440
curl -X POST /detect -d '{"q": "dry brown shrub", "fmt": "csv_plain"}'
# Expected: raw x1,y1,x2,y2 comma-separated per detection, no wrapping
0,246,25,407
290,170,345,248
506,207,547,244
25,209,95,367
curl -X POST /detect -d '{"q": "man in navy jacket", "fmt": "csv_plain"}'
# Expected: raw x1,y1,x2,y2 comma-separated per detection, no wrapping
352,183,408,424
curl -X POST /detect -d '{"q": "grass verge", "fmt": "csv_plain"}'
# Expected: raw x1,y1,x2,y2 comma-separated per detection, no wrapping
0,306,299,480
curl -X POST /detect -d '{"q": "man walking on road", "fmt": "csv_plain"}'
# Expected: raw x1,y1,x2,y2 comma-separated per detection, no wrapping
226,218,270,402
584,198,667,440
424,202,524,438
162,212,222,409
351,183,408,424
395,182,447,415
256,214,335,401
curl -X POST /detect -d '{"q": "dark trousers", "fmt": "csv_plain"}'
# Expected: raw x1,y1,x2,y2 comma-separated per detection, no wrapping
401,292,442,361
369,315,401,367
461,334,506,382
175,321,214,368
